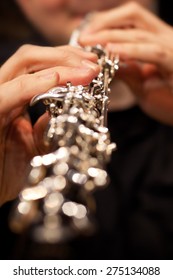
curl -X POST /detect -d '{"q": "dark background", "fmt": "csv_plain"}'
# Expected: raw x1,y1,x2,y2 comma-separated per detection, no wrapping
0,0,173,260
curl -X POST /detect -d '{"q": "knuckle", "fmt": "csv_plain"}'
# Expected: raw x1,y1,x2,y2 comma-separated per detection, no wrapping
127,1,141,18
89,53,98,62
134,31,147,42
15,44,35,69
16,44,33,56
59,45,73,56
128,1,140,12
154,45,167,60
16,75,30,102
58,48,71,61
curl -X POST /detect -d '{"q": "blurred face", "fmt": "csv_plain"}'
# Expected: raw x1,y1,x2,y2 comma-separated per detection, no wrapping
16,0,155,44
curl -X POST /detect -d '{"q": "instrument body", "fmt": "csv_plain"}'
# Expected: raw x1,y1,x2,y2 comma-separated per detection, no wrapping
9,44,119,243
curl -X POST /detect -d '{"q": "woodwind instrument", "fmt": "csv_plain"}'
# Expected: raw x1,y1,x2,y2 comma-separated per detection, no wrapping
9,26,119,244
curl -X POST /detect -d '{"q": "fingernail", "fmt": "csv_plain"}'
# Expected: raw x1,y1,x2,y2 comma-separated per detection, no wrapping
107,43,115,52
79,33,93,42
81,26,93,35
82,60,99,71
107,43,122,54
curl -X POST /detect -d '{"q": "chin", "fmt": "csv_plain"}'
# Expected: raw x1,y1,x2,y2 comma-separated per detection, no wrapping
44,17,85,45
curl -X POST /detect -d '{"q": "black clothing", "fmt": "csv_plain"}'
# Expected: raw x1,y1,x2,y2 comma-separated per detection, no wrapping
1,107,173,259
159,2,173,25
70,107,173,259
0,0,173,260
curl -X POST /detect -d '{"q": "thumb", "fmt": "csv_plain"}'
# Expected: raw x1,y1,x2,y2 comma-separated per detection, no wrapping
0,71,59,115
116,61,144,97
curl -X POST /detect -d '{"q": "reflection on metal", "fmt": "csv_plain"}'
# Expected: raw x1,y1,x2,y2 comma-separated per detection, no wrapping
9,45,118,244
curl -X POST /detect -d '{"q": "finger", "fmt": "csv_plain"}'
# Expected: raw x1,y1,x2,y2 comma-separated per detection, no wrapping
0,71,59,115
81,2,169,35
138,83,173,126
115,61,144,97
0,45,98,83
45,64,100,85
33,113,50,154
79,28,155,46
33,113,64,155
114,60,173,125
0,62,99,115
107,42,173,73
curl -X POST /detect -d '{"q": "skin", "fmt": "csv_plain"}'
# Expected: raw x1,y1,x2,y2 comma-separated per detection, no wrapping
78,2,173,125
0,45,99,205
1,0,173,204
15,0,162,113
16,0,153,44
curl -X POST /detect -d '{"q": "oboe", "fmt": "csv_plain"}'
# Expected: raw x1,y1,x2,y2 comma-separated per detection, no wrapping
9,29,119,244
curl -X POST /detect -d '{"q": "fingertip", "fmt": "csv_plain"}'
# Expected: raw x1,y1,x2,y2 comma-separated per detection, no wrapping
79,66,100,84
81,60,99,72
54,71,60,84
106,43,116,52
